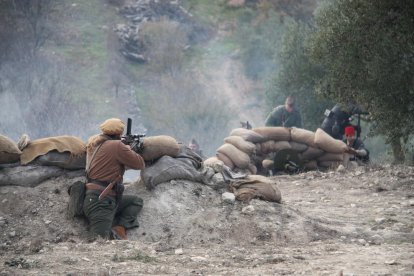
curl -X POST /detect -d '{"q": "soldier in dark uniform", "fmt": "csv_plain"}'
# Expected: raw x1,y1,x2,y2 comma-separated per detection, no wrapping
343,126,369,163
83,118,145,240
321,103,362,140
188,138,206,160
265,96,303,128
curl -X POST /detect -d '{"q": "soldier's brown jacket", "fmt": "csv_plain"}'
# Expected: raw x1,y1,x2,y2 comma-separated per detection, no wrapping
88,140,145,182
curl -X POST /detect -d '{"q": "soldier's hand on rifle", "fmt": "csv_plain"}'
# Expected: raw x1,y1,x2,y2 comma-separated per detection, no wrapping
345,146,358,155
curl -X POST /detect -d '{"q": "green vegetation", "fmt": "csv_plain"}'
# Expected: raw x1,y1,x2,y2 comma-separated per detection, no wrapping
309,0,414,162
111,251,157,263
265,20,332,131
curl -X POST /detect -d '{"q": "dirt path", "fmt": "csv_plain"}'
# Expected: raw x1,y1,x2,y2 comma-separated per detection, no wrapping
0,165,413,275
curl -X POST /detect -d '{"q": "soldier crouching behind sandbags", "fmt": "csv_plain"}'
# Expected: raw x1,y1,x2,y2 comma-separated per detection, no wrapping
83,118,145,241
343,125,370,166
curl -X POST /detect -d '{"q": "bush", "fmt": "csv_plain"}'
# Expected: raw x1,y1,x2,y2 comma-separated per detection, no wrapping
140,19,188,75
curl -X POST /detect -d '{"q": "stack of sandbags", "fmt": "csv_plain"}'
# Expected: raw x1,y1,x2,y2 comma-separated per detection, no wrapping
313,128,347,168
212,128,264,174
0,135,22,164
205,126,349,174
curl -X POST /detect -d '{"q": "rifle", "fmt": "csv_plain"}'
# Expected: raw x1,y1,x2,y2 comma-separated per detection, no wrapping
121,118,146,153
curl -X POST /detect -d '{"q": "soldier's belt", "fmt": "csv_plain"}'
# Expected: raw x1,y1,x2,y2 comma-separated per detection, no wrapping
86,183,116,198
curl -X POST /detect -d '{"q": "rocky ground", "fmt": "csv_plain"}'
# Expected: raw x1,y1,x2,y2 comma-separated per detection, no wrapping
0,164,413,275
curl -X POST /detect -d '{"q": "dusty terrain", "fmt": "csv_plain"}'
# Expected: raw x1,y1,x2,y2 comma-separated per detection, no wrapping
0,164,413,275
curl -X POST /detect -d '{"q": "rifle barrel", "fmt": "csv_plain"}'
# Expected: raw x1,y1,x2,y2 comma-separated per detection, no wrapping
126,118,132,135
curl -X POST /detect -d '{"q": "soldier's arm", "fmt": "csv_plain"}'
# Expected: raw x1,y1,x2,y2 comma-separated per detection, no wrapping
265,108,282,127
355,140,368,156
116,141,145,170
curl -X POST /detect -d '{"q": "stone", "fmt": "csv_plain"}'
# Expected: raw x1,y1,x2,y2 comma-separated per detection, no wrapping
336,165,346,173
242,205,255,214
222,192,235,204
175,248,183,255
357,239,366,245
191,256,207,262
384,259,398,265
375,217,386,224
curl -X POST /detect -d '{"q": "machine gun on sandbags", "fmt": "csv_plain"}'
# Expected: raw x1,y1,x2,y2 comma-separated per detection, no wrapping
121,118,145,154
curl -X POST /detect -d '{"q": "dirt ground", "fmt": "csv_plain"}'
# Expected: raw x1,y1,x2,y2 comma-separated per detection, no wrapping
0,164,413,275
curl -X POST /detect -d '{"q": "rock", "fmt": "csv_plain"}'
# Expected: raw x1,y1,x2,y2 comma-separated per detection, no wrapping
242,205,255,214
375,217,386,224
190,256,207,262
175,248,183,255
222,192,235,204
336,165,346,173
409,199,414,206
357,239,366,245
9,231,16,237
384,259,398,265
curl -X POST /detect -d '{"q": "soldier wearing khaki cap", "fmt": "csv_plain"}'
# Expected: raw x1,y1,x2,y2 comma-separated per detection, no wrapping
83,118,145,240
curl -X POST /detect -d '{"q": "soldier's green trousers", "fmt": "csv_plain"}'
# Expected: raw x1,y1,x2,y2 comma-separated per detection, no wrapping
83,190,143,240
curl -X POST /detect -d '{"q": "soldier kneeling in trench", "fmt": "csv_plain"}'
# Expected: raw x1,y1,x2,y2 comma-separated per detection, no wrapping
83,118,145,240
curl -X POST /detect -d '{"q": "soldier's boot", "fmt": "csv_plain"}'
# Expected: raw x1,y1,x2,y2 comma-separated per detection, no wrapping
111,226,127,240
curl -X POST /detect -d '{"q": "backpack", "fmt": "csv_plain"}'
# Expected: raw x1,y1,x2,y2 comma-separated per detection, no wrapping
67,181,86,217
66,141,106,218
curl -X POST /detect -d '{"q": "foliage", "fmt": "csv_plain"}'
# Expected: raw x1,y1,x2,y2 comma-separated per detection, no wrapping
309,0,414,151
266,20,332,131
140,19,189,76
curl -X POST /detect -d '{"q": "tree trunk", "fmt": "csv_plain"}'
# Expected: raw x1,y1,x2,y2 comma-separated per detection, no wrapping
391,138,405,164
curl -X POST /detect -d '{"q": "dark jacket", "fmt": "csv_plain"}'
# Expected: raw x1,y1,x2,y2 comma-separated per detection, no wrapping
265,105,303,128
321,104,361,140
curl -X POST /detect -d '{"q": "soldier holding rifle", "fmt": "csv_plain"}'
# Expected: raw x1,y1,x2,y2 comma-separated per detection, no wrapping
83,118,145,240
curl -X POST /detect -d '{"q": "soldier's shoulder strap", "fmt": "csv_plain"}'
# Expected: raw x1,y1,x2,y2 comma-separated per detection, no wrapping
85,141,107,177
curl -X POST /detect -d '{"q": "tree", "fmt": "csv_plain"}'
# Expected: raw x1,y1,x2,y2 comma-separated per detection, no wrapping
309,0,414,162
266,20,332,131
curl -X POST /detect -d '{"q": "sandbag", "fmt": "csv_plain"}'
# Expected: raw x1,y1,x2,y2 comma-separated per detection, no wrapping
203,157,224,173
300,147,324,161
0,135,21,164
32,150,86,170
247,163,257,175
216,152,235,170
303,160,318,170
229,128,265,143
229,175,282,203
317,152,344,162
252,127,291,141
176,145,203,170
224,136,256,155
0,165,64,187
141,155,211,190
217,143,250,169
318,160,342,168
290,128,316,147
289,141,308,153
314,128,348,154
141,135,180,161
20,136,86,165
260,140,291,154
262,159,274,170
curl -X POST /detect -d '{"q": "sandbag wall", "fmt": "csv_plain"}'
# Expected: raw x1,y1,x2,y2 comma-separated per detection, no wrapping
204,127,348,174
